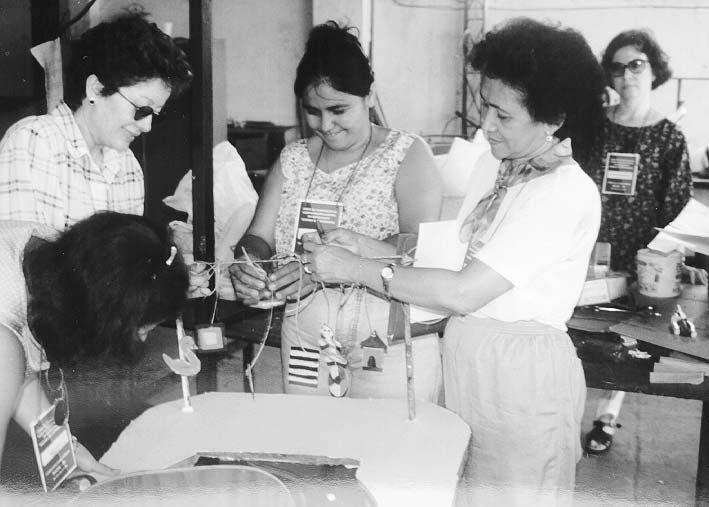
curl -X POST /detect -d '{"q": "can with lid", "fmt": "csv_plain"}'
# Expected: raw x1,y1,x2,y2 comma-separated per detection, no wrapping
636,248,682,298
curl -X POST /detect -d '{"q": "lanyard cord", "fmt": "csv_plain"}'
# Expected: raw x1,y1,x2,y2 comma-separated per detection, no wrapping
303,124,373,202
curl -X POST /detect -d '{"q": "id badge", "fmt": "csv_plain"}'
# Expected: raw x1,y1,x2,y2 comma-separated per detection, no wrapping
292,199,343,253
601,152,640,196
30,403,77,491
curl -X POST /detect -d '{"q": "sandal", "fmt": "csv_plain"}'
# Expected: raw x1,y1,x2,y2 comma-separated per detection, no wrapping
584,418,621,455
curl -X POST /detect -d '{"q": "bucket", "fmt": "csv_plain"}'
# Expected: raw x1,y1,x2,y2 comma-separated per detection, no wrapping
636,248,682,298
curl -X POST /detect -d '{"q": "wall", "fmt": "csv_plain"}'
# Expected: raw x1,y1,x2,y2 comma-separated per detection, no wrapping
313,1,464,139
480,0,709,161
372,1,463,139
14,1,709,155
0,1,32,98
84,0,462,139
95,0,310,128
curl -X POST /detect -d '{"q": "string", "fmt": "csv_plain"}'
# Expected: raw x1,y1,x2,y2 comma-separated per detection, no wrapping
244,302,274,396
362,287,373,335
303,123,373,202
193,254,408,299
196,253,401,368
210,263,219,324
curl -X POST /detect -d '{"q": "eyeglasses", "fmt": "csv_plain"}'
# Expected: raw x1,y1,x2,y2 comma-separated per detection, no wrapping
609,59,650,78
116,90,160,121
42,366,69,426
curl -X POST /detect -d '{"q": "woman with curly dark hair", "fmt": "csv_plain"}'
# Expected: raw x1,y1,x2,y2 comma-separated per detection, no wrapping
582,29,697,456
0,14,193,230
300,17,605,504
0,212,189,477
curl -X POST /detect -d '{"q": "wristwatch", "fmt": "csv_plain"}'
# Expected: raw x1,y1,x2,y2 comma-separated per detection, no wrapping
380,263,396,298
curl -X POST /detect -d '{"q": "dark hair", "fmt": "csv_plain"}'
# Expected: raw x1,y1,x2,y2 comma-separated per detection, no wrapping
23,212,189,366
64,14,193,110
469,17,605,165
294,20,374,98
600,29,672,89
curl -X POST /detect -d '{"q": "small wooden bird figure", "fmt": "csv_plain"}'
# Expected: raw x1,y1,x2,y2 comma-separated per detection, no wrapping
162,334,202,376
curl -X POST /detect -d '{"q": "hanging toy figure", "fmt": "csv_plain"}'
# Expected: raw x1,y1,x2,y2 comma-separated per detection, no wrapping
318,324,349,397
669,304,697,338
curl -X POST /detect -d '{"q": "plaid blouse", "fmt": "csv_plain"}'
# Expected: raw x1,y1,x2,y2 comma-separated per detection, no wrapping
0,102,144,230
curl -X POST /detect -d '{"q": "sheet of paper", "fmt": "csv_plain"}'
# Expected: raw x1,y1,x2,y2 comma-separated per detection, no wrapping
654,362,709,375
437,132,491,198
650,229,709,256
409,220,467,323
657,355,709,374
649,198,709,254
576,278,611,306
649,371,704,385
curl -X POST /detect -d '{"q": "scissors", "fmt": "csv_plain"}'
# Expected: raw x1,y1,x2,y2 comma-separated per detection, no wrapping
591,304,661,317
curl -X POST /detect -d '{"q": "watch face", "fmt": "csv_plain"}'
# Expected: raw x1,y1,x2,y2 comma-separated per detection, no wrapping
381,266,394,280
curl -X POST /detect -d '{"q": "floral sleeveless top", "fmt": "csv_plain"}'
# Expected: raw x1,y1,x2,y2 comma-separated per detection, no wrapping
274,129,416,256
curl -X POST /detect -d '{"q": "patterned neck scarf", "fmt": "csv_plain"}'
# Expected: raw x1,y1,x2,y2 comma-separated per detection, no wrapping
460,138,573,263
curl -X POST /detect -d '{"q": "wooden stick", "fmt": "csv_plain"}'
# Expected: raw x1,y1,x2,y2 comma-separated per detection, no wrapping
176,317,194,413
402,303,416,421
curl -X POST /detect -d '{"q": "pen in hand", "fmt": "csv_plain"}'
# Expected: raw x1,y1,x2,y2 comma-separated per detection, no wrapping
315,219,327,242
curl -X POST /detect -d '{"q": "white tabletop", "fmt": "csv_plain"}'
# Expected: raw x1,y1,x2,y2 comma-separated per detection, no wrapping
100,392,470,506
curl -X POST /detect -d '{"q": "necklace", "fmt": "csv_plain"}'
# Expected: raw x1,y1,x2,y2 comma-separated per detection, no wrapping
304,124,373,202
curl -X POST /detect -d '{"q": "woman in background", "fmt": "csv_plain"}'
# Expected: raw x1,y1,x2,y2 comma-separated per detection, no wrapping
229,21,443,400
0,212,189,476
0,14,193,229
582,29,698,455
302,17,605,505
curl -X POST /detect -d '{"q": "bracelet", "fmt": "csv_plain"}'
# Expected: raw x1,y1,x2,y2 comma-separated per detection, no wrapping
234,234,273,260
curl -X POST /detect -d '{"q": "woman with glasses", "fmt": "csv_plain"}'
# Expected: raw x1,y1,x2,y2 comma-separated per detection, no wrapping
0,14,192,230
581,29,696,456
0,212,189,478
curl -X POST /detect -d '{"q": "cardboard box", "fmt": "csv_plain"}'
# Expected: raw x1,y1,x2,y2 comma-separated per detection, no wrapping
577,271,630,306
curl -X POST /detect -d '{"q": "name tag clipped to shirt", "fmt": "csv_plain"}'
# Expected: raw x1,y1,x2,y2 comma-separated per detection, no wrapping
601,152,640,196
292,199,342,253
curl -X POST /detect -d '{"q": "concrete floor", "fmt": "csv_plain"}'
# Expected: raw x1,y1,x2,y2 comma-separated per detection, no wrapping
576,389,699,507
1,326,703,506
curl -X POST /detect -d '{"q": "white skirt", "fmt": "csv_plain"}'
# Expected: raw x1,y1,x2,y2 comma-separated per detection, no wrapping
443,315,585,507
